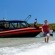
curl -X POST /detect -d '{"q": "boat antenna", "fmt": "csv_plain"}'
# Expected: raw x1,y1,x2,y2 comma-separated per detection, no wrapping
25,15,31,21
5,9,7,19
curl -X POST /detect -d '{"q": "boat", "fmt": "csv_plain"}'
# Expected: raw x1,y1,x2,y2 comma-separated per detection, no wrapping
0,16,41,37
0,20,41,38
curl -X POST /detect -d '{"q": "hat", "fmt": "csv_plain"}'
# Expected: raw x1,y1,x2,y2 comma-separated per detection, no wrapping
44,20,48,22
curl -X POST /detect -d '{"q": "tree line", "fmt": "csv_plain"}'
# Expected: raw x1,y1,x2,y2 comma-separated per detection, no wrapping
30,23,55,31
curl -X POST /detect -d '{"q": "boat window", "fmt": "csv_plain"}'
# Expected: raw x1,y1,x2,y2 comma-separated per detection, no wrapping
9,23,21,29
0,22,9,28
4,22,21,29
20,22,27,28
0,21,30,30
17,23,20,28
4,22,9,28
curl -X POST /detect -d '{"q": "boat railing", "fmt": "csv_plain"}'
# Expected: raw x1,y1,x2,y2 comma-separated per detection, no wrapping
25,15,31,21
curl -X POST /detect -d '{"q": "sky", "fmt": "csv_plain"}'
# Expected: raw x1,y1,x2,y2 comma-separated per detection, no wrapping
0,0,55,24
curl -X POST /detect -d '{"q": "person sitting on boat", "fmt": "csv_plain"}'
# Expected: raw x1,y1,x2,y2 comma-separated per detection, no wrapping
50,28,53,37
34,18,37,27
34,18,39,29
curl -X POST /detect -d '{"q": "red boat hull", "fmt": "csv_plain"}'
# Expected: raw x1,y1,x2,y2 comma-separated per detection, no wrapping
0,27,41,38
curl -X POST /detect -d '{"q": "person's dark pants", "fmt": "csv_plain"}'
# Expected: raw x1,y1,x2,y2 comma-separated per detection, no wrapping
50,34,53,36
34,24,39,29
34,24,36,27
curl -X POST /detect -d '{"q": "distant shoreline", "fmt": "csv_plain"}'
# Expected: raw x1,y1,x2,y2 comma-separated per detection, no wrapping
30,23,55,31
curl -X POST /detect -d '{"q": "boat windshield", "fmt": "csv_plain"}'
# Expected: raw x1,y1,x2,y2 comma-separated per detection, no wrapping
0,21,30,30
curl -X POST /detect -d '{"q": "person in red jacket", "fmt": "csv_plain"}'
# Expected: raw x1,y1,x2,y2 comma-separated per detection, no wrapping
42,20,50,43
